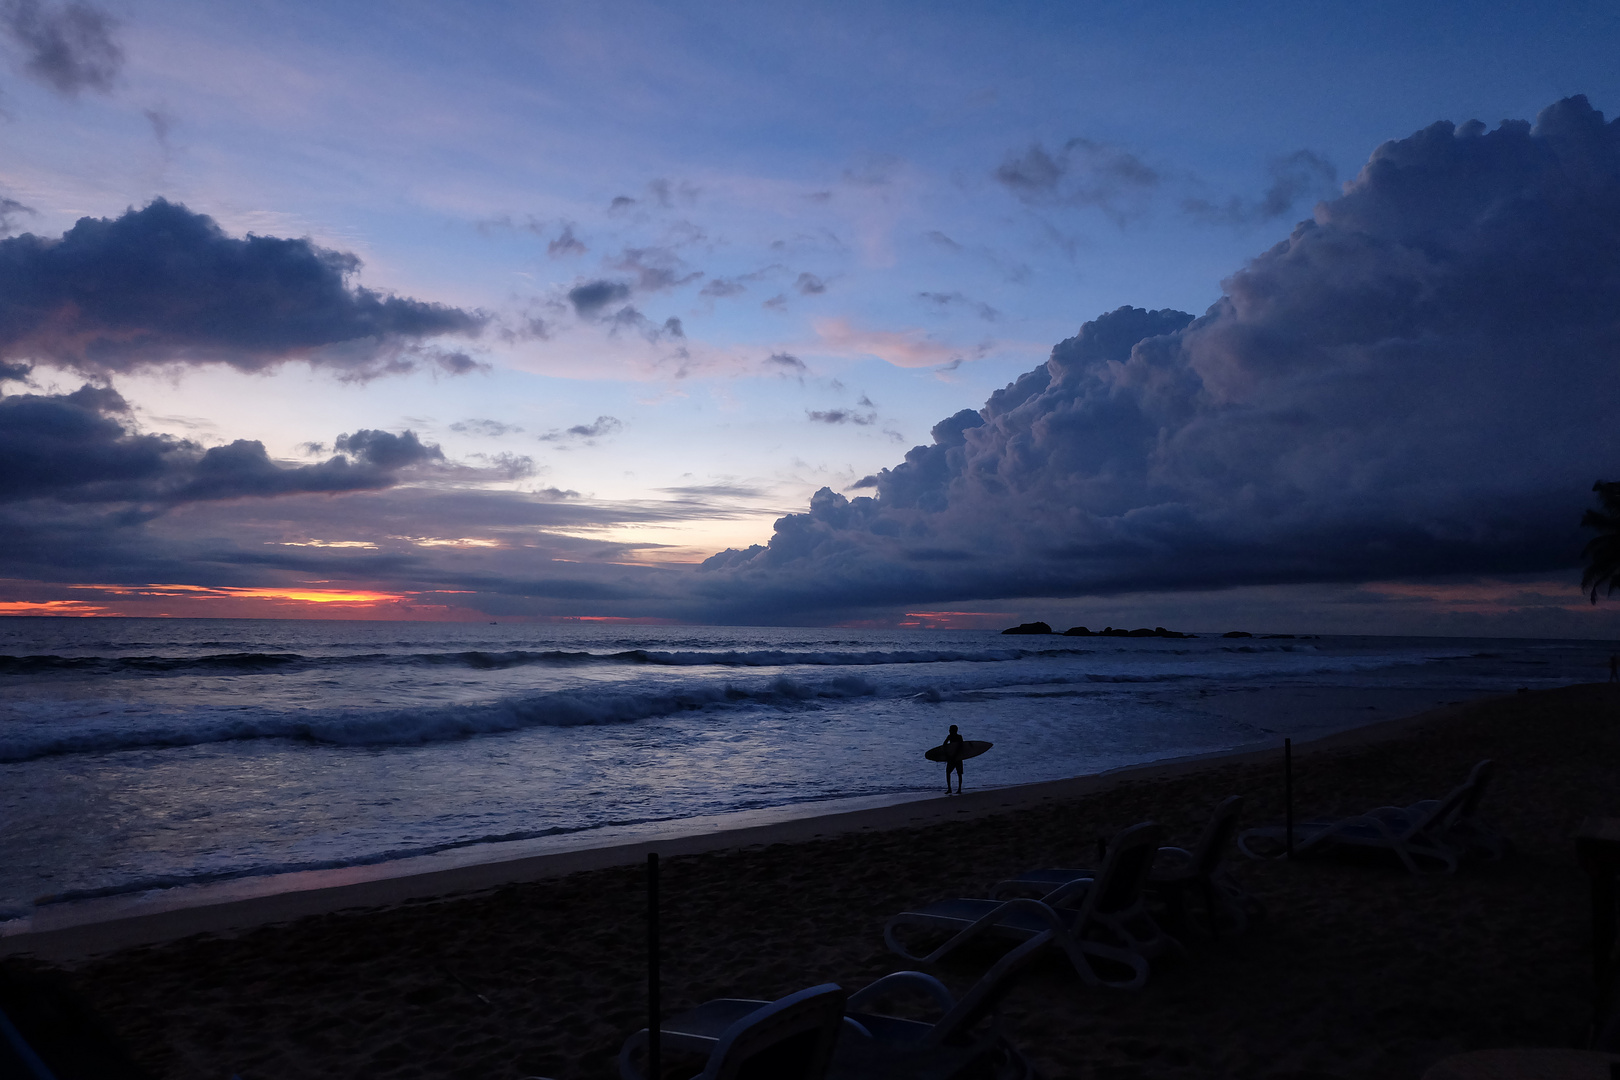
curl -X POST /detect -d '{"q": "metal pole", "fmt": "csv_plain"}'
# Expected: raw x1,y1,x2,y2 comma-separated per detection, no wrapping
648,851,660,1079
1284,738,1294,860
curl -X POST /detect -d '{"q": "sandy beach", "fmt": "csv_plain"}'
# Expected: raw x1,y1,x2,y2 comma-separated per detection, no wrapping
4,682,1617,1079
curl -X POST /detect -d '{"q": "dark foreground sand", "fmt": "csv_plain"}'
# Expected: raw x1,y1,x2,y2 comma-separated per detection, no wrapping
6,683,1619,1079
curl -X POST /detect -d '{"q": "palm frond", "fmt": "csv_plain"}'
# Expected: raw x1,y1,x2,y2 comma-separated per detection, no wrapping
1580,480,1620,603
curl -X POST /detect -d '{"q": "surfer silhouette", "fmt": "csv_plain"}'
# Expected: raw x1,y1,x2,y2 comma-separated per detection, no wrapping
944,724,965,793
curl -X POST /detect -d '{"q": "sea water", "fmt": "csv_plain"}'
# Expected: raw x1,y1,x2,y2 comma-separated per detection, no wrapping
0,617,1609,918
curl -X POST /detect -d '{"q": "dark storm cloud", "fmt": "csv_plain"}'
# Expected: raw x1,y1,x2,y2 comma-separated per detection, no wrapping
0,200,485,379
1,0,121,96
0,384,443,506
695,98,1620,619
1184,149,1338,225
995,138,1160,221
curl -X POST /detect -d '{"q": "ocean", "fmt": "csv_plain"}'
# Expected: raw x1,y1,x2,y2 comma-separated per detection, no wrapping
0,617,1609,920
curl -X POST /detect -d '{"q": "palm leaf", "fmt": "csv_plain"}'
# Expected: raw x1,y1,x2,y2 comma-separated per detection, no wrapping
1580,480,1620,603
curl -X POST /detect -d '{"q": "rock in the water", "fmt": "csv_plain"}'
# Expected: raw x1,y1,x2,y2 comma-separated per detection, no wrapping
1222,630,1254,638
1001,621,1053,635
1061,623,1193,638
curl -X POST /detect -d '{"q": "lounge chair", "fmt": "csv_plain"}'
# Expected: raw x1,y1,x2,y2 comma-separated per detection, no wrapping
1236,760,1497,874
837,929,1048,1079
992,796,1259,937
618,937,1043,1080
883,821,1177,990
618,983,847,1080
1408,760,1504,860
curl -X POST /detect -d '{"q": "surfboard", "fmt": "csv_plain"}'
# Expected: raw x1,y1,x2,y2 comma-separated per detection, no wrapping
925,739,993,763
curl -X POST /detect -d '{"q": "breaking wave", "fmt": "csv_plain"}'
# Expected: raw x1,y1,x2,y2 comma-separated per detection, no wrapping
0,674,880,763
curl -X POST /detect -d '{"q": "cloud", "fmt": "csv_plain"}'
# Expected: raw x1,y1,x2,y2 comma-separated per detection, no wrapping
765,352,807,374
1184,149,1338,225
567,416,621,439
468,451,536,481
701,278,745,298
609,246,702,293
994,138,1159,221
0,200,485,379
451,418,524,437
566,279,631,316
547,224,586,257
0,197,35,238
794,272,826,295
814,317,970,369
807,408,875,426
695,97,1620,617
0,0,122,97
144,107,174,156
538,415,622,443
918,291,1000,322
0,384,443,506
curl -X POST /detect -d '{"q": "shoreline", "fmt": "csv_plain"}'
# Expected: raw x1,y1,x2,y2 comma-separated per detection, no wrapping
0,686,1483,963
14,682,1617,1080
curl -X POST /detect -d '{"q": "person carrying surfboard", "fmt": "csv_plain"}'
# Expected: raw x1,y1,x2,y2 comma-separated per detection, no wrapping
943,724,965,793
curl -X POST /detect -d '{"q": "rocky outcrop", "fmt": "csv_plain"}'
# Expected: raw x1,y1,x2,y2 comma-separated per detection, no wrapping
1063,625,1192,638
1001,621,1053,635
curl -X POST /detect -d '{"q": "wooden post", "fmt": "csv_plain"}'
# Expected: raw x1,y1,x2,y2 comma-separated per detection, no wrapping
648,851,660,1079
1284,738,1294,860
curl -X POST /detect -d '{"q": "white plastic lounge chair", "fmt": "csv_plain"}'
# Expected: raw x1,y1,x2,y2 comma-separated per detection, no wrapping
618,983,847,1080
1237,760,1496,874
992,796,1259,937
1406,760,1503,860
883,821,1177,990
618,940,1042,1080
835,929,1050,1079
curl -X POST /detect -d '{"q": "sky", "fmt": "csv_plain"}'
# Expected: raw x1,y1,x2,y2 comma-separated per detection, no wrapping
3,0,1620,636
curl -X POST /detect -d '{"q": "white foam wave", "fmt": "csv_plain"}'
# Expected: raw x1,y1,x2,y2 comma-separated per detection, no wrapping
0,674,879,763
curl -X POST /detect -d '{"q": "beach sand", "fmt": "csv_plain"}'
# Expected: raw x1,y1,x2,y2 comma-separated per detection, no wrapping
4,683,1618,1079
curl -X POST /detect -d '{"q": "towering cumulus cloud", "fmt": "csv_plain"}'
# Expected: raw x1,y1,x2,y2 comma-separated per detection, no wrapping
702,97,1620,617
0,199,484,379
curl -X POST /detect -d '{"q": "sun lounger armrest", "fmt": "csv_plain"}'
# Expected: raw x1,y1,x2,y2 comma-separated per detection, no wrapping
1039,876,1096,905
847,971,955,1016
619,1029,650,1080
